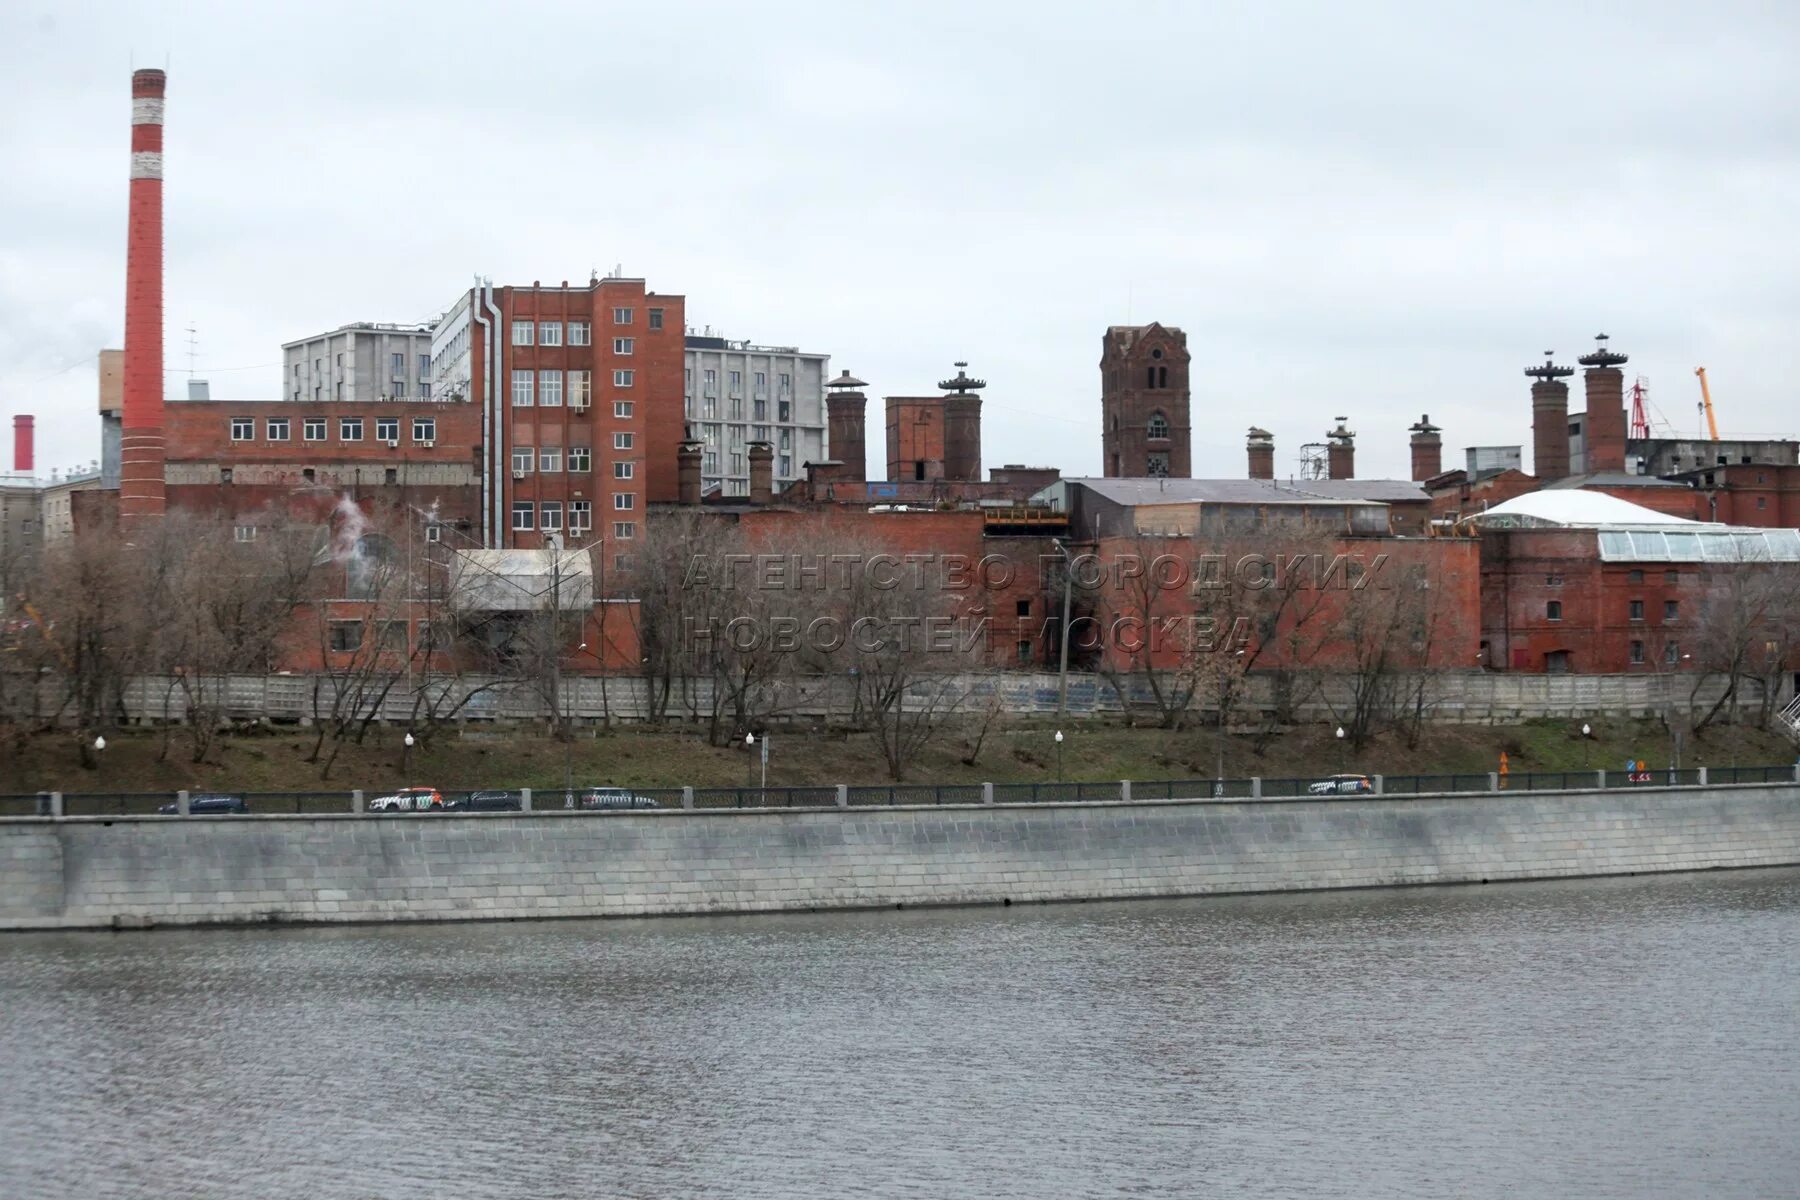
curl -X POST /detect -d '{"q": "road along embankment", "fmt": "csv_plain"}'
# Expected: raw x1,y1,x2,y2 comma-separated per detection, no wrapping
3,784,1798,930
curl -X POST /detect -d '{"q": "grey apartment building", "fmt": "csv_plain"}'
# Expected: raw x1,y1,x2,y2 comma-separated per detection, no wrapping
283,323,436,403
684,335,827,496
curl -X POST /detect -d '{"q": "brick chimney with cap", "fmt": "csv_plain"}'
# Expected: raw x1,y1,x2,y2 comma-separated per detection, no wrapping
747,441,774,504
825,370,868,482
1326,417,1355,480
1526,350,1575,480
1407,414,1442,481
940,362,985,483
1578,334,1629,474
677,428,703,505
1246,427,1274,480
120,68,168,523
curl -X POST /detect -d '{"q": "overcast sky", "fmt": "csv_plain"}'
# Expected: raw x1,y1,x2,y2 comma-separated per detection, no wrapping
3,0,1797,482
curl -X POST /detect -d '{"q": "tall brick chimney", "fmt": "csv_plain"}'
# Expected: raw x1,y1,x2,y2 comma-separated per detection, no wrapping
939,361,984,483
1326,417,1355,480
825,370,868,482
747,441,773,504
1407,414,1442,481
1526,351,1575,481
1578,334,1629,474
120,68,167,523
677,430,703,505
12,415,33,474
1246,427,1274,480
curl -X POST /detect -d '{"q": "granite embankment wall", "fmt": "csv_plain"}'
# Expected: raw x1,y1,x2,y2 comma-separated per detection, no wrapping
3,784,1798,930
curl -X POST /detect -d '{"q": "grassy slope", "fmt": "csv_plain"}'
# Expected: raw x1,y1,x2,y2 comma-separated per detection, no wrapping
7,716,1795,794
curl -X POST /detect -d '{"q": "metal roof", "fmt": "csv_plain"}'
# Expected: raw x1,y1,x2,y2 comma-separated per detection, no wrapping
1060,477,1423,507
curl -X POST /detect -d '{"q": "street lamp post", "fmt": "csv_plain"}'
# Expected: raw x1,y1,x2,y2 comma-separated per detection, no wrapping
1580,722,1591,778
403,731,414,797
1335,725,1346,773
1054,729,1064,783
93,735,106,795
745,732,755,794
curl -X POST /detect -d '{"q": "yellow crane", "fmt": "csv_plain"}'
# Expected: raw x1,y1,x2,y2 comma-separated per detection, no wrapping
1694,367,1721,441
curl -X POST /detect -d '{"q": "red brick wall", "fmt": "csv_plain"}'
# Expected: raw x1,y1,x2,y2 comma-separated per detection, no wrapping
885,397,946,482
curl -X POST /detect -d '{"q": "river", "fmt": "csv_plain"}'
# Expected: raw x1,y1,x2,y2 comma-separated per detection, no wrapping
3,869,1798,1199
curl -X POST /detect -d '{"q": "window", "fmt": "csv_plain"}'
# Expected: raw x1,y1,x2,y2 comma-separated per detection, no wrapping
539,321,562,346
778,400,791,422
613,432,633,450
1016,599,1031,618
1629,599,1644,621
1664,641,1680,665
540,449,561,473
754,371,767,389
329,621,363,653
1630,640,1645,665
425,524,442,544
1628,569,1644,583
1545,650,1571,673
302,468,316,482
376,417,399,442
539,369,563,406
1017,640,1033,665
754,398,767,420
778,372,791,392
540,502,562,531
730,452,745,475
233,525,257,542
512,321,534,346
613,493,636,510
419,354,430,379
1546,600,1562,621
412,417,435,442
384,467,398,485
1147,412,1170,439
613,369,634,387
570,370,591,407
511,449,533,475
614,461,634,479
230,417,254,441
511,502,534,531
512,370,534,406
340,417,363,441
648,308,664,330
267,417,289,441
391,380,406,399
730,397,745,420
220,467,234,485
728,370,742,390
613,401,633,418
391,352,405,376
1664,600,1678,621
567,447,591,472
779,454,791,475
1545,574,1563,587
569,501,592,532
1757,497,1767,510
421,381,430,399
568,321,591,346
613,337,634,355
613,307,633,324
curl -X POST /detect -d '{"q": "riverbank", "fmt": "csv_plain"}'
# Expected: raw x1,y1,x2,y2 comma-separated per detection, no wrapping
5,782,1797,930
8,717,1793,794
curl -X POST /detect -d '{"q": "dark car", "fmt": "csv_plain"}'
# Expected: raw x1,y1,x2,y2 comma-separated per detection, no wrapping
445,790,523,812
570,787,662,811
157,793,250,815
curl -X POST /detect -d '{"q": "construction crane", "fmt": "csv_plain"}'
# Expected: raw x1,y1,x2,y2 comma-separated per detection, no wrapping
1628,377,1651,440
1694,367,1721,441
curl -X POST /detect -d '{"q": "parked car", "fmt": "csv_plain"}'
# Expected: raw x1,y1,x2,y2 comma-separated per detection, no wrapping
1308,774,1373,796
157,793,250,815
369,787,444,812
568,787,662,811
445,790,523,812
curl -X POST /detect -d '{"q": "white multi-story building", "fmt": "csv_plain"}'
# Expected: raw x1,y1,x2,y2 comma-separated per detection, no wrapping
282,322,436,404
683,335,827,496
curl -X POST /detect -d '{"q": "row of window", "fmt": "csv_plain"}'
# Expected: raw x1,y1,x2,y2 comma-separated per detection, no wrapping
232,416,438,443
511,309,664,347
1628,640,1682,666
690,397,796,423
297,353,431,381
688,368,793,393
511,369,634,405
1543,600,1679,622
511,448,635,477
509,500,636,531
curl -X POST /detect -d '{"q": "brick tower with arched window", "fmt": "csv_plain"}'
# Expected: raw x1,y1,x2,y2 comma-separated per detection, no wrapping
1100,323,1191,477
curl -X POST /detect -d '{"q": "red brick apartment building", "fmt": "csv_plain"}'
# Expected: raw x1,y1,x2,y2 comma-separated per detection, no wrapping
432,278,685,559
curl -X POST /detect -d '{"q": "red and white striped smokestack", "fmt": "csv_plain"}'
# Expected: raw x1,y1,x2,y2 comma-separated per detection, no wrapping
12,415,32,474
119,68,167,521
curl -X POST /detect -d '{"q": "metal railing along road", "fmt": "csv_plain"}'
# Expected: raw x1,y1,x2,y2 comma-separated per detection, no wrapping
6,763,1797,819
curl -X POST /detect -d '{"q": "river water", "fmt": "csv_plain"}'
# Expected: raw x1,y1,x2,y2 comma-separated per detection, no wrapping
3,870,1798,1199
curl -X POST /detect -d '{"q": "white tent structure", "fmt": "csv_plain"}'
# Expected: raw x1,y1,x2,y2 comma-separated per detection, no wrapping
1468,489,1800,563
1469,490,1711,529
447,547,594,612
